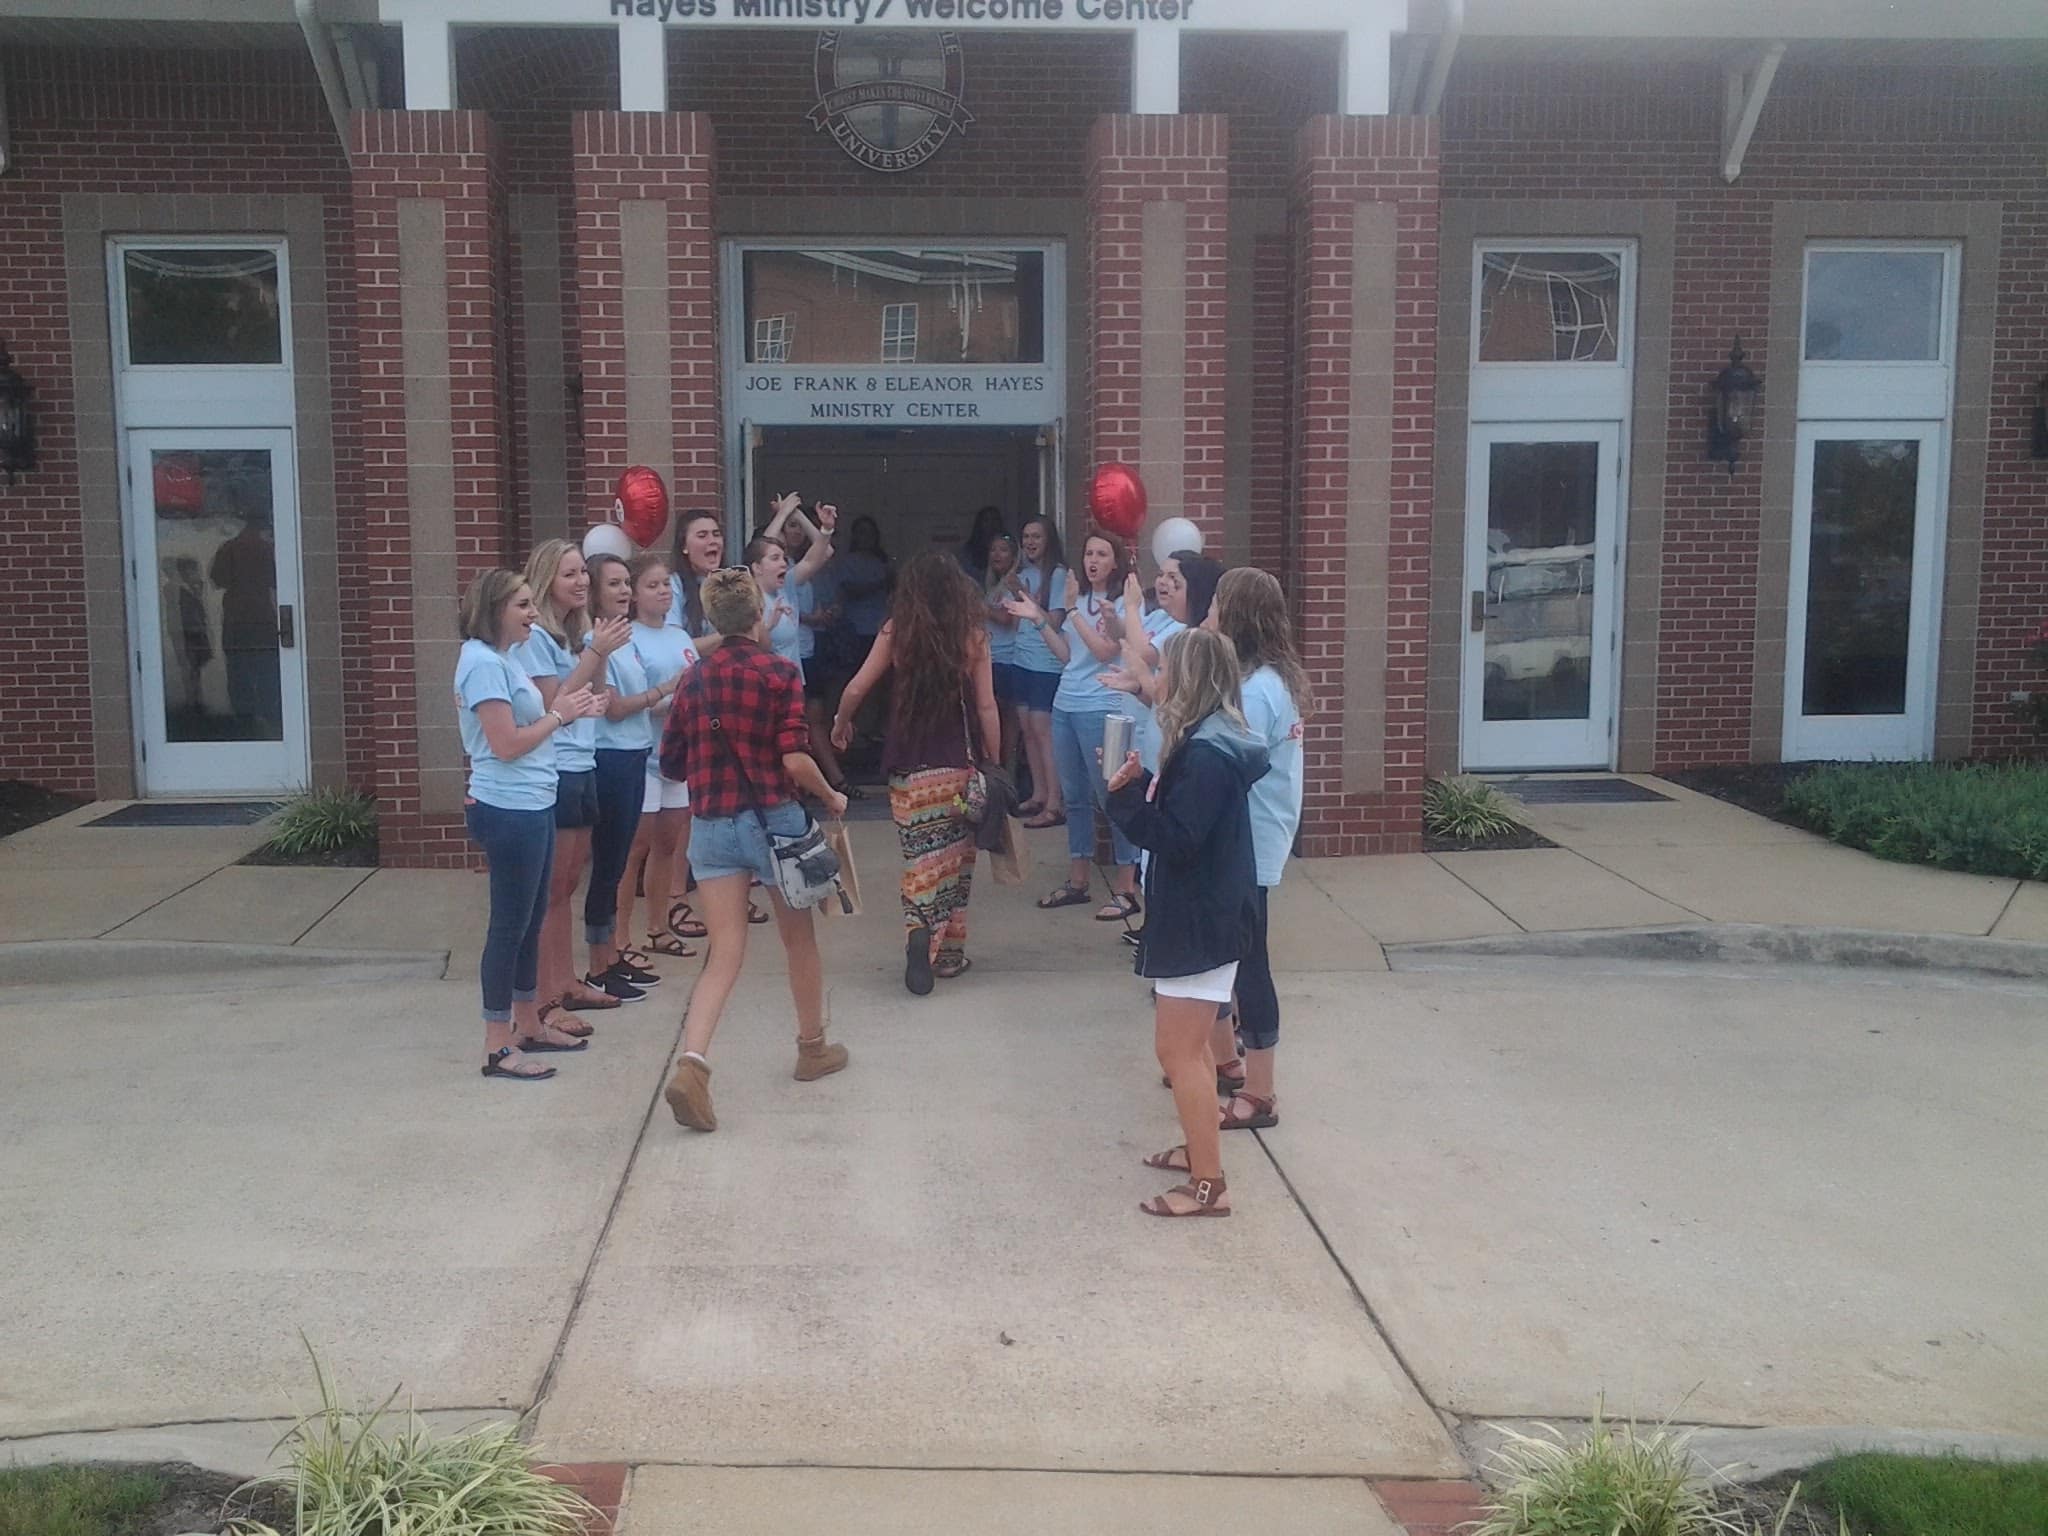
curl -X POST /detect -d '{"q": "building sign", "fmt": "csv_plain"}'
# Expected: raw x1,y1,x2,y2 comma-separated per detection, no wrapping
807,31,971,173
737,365,1054,425
609,0,1201,21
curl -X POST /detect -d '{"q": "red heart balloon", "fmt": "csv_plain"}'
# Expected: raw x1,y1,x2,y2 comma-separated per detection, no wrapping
614,465,670,548
1088,463,1148,540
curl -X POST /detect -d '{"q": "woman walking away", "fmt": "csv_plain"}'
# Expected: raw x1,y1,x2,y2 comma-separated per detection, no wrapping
519,540,636,1036
1209,568,1308,1133
833,552,1000,995
616,552,699,959
583,551,665,995
456,569,604,1080
1006,529,1141,921
982,535,1023,774
659,568,851,1133
1107,628,1267,1217
1004,516,1067,827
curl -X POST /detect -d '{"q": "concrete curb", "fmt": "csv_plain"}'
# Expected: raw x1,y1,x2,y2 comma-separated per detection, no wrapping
0,939,450,999
1386,923,2048,981
1456,1418,2048,1487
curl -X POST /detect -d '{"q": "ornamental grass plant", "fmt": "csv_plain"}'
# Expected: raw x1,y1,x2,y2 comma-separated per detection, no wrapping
1423,775,1522,841
1471,1411,1743,1536
263,787,378,856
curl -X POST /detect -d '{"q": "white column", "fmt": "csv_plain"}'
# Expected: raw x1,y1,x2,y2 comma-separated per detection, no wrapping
619,16,668,112
402,17,455,111
1339,27,1391,115
1130,27,1180,114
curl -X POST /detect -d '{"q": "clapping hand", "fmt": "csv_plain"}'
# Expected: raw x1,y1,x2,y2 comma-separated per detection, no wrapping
555,684,604,721
1061,570,1081,610
1095,602,1124,644
1002,593,1044,625
1106,749,1143,793
589,615,632,655
1100,665,1141,697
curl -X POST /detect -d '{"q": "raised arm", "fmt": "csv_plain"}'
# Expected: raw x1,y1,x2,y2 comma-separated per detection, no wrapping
790,502,839,585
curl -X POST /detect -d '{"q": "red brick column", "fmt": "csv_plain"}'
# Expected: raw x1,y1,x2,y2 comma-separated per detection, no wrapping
1085,115,1229,560
351,110,509,867
571,113,719,520
1290,116,1440,857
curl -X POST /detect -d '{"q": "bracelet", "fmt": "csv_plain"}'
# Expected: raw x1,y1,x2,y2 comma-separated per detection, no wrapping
546,709,565,729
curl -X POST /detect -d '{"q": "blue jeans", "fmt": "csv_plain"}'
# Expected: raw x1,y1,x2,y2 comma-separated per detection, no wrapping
465,800,555,1023
1052,706,1136,867
585,748,649,944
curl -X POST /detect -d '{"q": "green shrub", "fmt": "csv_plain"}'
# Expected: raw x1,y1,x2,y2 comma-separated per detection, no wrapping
0,1464,165,1536
232,1347,596,1536
1424,776,1523,841
264,788,378,856
1472,1412,1741,1536
1782,762,2048,881
1801,1452,2048,1536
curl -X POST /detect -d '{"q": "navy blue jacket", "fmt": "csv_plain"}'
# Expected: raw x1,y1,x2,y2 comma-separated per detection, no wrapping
1107,712,1269,980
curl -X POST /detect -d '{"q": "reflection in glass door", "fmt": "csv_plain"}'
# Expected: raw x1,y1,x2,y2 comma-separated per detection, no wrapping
127,429,307,794
1462,422,1620,770
1783,423,1943,761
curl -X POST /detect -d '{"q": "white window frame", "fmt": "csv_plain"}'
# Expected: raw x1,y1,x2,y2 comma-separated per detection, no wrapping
880,301,919,364
752,312,792,363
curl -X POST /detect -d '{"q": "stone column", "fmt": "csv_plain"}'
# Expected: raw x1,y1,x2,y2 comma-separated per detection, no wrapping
571,112,720,521
1290,115,1440,856
1085,115,1229,561
350,110,510,868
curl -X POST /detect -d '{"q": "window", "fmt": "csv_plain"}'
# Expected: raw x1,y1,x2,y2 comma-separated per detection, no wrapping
752,313,792,363
1477,250,1624,363
1803,248,1947,362
122,247,283,366
880,302,919,364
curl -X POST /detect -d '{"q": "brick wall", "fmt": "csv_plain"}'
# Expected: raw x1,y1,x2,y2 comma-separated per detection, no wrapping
1441,54,2048,765
1247,235,1295,576
0,45,354,794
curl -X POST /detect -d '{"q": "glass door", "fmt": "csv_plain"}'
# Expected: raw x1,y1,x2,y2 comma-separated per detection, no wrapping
127,429,307,794
1783,423,1945,761
1462,421,1620,770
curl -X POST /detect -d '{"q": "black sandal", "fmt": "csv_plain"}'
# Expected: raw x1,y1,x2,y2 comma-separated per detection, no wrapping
1037,884,1090,910
517,1033,588,1054
482,1046,555,1082
1094,892,1140,922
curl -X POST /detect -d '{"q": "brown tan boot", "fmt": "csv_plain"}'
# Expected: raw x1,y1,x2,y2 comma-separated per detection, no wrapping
794,1030,849,1081
663,1053,715,1131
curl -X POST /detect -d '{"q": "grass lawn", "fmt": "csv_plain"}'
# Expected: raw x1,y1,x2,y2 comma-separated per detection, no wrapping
1801,1452,2048,1536
0,1464,166,1536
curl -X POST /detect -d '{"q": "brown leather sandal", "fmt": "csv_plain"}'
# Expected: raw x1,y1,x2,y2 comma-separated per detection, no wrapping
1142,1144,1192,1171
667,900,709,940
1159,1062,1248,1094
1219,1092,1279,1131
538,1001,594,1039
1139,1175,1229,1218
646,931,698,958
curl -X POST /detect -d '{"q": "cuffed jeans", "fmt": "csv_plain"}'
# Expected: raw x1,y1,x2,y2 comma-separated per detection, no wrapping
1051,706,1136,867
466,799,554,1023
585,747,650,945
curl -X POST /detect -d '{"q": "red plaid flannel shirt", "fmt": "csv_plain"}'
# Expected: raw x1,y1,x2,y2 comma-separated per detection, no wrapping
658,636,811,819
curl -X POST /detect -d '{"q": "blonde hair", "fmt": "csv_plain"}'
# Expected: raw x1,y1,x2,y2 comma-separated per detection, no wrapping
1154,627,1246,768
521,539,590,651
459,568,527,646
1213,567,1311,717
627,550,671,585
701,566,764,637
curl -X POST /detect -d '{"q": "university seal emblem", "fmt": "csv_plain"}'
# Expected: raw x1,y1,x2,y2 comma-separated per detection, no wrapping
807,30,972,174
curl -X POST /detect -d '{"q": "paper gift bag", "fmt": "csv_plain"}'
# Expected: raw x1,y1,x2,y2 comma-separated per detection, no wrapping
821,818,862,917
988,814,1032,887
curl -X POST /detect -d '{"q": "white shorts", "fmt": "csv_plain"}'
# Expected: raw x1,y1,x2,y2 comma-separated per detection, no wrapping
641,772,690,814
1153,960,1239,1004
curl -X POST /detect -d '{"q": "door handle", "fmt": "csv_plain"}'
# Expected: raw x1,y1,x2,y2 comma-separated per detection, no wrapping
1469,590,1486,632
278,603,296,650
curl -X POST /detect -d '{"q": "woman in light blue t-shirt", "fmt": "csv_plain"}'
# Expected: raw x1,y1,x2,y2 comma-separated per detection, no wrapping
981,535,1022,774
1004,516,1068,829
518,539,637,1039
616,552,701,960
455,567,604,1082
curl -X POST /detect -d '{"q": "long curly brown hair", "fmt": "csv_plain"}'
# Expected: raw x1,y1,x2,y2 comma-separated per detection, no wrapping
888,550,983,739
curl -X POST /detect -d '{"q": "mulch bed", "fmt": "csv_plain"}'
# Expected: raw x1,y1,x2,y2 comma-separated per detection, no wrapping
1722,1475,1851,1536
1424,821,1556,853
238,840,380,868
86,1462,291,1536
0,779,88,840
1664,762,1826,833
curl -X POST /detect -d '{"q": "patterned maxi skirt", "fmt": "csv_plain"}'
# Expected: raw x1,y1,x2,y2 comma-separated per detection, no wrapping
888,765,977,961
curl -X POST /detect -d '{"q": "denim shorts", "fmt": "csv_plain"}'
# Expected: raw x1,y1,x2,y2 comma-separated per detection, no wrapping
688,801,808,886
1012,666,1060,712
554,768,599,830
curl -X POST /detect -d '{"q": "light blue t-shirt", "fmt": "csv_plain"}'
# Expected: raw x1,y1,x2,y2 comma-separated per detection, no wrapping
595,644,656,753
986,586,1019,666
1240,664,1305,887
1010,563,1068,676
764,584,804,676
631,621,698,781
515,625,597,773
1130,609,1186,770
792,579,819,660
454,638,557,811
666,572,718,639
1052,588,1122,712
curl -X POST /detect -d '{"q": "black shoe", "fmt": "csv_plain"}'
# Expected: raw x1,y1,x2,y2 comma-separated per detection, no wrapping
608,958,661,988
904,927,934,997
584,969,647,1003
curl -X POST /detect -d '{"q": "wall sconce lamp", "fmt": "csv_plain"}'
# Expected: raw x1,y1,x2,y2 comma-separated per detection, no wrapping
1707,337,1759,475
0,341,36,486
2031,374,2048,460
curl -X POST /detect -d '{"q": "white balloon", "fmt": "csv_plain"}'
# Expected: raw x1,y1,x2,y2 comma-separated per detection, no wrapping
582,523,635,561
1151,516,1203,569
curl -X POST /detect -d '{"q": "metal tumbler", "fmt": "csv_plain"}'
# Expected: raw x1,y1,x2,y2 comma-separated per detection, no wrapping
1101,713,1135,781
